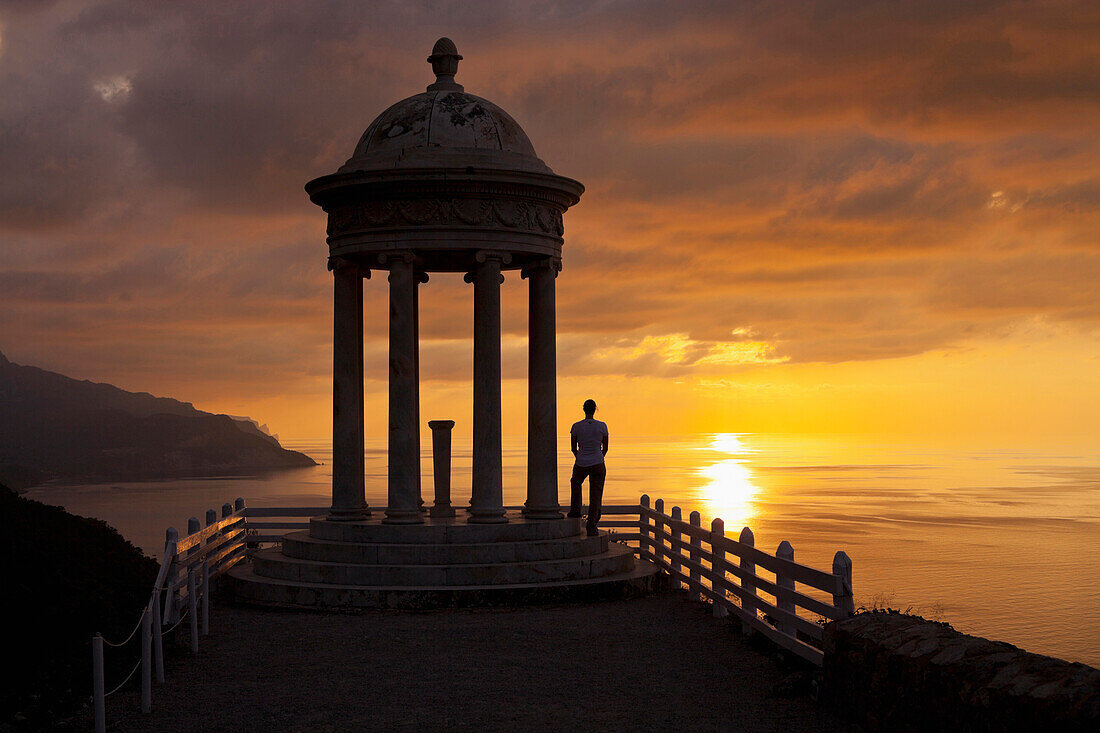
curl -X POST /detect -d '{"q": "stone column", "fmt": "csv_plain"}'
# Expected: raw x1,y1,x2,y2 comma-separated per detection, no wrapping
523,257,563,519
415,271,428,513
464,252,508,524
328,257,368,520
384,253,423,524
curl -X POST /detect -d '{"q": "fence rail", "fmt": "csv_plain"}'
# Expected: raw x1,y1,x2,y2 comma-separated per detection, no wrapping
94,495,852,729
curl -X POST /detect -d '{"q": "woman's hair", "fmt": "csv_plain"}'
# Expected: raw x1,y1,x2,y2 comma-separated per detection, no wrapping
582,399,597,414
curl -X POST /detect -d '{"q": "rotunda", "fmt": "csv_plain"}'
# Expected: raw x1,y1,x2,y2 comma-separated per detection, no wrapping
306,37,583,525
228,40,658,609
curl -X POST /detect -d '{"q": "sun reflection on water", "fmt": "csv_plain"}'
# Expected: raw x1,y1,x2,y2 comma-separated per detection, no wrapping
699,433,760,530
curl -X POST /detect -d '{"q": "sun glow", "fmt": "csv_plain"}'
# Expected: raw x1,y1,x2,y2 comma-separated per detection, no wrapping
699,433,760,529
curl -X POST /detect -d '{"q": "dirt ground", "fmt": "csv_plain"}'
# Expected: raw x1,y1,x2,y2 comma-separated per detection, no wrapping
97,592,856,732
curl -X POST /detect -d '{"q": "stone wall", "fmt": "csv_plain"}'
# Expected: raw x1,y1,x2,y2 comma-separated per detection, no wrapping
821,612,1099,731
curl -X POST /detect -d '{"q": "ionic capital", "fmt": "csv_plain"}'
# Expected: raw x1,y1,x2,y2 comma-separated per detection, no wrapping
474,250,512,265
327,256,362,274
377,251,417,267
463,270,506,285
520,256,562,279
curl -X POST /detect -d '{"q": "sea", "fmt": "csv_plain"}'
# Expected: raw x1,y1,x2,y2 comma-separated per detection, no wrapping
25,433,1100,668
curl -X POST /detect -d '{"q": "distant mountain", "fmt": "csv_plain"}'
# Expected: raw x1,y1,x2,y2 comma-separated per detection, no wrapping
0,350,316,488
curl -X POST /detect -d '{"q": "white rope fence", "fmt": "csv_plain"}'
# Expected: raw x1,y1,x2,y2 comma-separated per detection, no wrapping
102,657,142,699
93,498,245,733
100,612,145,648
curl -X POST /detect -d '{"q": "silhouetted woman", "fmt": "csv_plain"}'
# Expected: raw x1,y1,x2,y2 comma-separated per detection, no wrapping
569,399,609,537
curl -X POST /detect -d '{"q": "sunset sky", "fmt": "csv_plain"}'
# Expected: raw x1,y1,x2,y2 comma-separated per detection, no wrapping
2,1,1098,443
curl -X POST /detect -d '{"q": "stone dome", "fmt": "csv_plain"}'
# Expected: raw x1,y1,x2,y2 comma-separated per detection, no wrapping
339,38,551,175
307,38,582,272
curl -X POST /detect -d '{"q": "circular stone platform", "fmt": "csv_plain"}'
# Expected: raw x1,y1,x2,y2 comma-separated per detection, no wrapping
226,513,660,610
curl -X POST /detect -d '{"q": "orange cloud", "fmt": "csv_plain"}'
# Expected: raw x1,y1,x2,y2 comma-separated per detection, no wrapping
1,1,1097,440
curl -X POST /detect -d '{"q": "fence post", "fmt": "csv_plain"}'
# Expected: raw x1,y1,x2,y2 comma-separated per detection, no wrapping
201,561,210,636
204,508,216,595
235,497,247,542
186,516,200,561
832,550,855,617
639,495,651,559
218,502,234,580
776,540,795,637
653,498,665,569
163,527,179,625
671,506,683,589
187,567,199,653
185,516,200,644
93,633,105,733
739,527,756,634
141,605,151,713
151,590,164,684
689,511,702,601
711,518,728,618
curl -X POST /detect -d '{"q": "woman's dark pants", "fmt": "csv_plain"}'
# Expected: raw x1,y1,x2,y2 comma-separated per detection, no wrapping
569,462,606,535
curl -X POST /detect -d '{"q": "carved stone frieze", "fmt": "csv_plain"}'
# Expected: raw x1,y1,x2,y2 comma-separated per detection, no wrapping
328,197,565,238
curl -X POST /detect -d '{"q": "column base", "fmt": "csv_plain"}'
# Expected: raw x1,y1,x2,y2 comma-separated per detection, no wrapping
523,506,564,520
430,502,456,519
382,509,425,525
327,507,371,522
468,508,508,524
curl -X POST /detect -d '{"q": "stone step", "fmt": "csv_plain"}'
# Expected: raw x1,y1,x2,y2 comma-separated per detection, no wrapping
226,559,662,610
250,543,636,587
308,513,583,545
282,530,608,565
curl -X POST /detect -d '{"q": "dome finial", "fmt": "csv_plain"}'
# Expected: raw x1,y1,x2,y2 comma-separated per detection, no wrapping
427,37,464,92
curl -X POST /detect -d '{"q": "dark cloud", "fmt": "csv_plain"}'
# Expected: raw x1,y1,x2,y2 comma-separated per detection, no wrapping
1,0,1098,417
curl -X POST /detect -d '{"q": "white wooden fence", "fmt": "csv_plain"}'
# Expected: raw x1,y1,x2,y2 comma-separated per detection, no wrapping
94,494,852,728
604,495,854,666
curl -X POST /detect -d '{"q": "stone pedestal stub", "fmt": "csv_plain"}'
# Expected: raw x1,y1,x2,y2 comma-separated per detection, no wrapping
428,420,456,518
